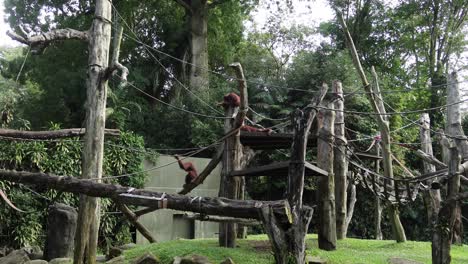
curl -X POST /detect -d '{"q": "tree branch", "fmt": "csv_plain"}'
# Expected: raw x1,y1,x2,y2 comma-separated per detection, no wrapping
0,128,120,140
110,18,129,85
230,62,248,128
7,29,89,54
173,0,192,13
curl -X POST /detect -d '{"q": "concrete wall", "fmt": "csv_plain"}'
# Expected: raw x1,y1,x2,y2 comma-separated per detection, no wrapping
136,155,221,244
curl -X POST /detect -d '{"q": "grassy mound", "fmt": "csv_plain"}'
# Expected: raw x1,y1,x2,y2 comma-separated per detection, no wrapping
124,234,468,264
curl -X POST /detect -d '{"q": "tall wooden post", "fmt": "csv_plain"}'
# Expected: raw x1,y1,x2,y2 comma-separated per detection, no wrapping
258,84,328,264
74,0,112,263
420,113,441,226
433,146,460,264
218,63,248,248
374,145,383,240
337,13,406,242
444,72,464,245
333,81,348,240
317,102,337,250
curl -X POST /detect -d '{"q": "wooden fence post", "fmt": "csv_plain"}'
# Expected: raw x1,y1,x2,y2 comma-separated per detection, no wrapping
333,81,348,240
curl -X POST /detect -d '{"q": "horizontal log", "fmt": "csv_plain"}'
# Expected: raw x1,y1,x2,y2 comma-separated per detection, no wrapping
0,169,291,222
182,213,261,226
0,128,120,140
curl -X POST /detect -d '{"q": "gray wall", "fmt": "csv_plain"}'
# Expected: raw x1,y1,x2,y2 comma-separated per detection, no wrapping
136,155,221,244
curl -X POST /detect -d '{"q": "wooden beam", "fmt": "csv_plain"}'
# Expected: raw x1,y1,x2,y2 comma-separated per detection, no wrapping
115,202,156,243
0,128,120,140
0,169,292,222
229,161,328,177
183,213,260,226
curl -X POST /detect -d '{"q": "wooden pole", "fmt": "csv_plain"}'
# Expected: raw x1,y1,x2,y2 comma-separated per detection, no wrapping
420,113,441,226
333,81,348,240
317,102,337,250
337,12,406,242
445,72,464,245
219,63,248,248
374,145,383,240
74,1,112,263
432,146,460,264
115,202,156,243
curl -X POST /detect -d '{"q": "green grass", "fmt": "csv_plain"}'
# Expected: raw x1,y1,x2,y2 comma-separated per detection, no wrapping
123,234,468,264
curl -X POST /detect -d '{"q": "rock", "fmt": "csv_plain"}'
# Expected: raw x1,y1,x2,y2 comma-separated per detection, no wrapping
107,247,124,260
0,248,11,258
173,256,182,264
132,252,160,264
0,249,30,264
44,203,78,261
177,254,212,264
106,255,125,264
25,260,48,264
22,246,43,260
306,256,327,264
119,243,137,250
388,257,423,264
220,257,235,264
49,257,72,264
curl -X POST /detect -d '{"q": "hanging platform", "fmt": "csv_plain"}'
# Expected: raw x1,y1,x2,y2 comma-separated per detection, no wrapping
230,161,328,178
240,131,316,150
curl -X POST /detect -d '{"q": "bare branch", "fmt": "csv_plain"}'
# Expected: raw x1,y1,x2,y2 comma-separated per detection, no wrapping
7,29,89,54
110,18,129,85
173,0,192,12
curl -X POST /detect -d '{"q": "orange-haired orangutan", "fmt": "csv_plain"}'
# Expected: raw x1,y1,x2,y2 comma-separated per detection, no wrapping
240,125,272,135
174,155,199,184
219,92,241,109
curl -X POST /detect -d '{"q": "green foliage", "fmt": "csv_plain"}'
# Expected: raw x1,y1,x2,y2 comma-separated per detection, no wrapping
0,131,151,249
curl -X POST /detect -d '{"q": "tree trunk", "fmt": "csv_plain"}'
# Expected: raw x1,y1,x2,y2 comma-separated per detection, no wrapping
189,0,209,95
218,63,248,248
74,1,112,263
333,81,348,240
374,146,383,240
420,113,441,227
445,72,465,245
432,147,460,264
317,102,337,250
259,84,328,264
344,175,356,237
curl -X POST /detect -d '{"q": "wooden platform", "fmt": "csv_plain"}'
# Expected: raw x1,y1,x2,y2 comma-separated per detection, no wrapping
230,161,328,177
240,131,316,150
